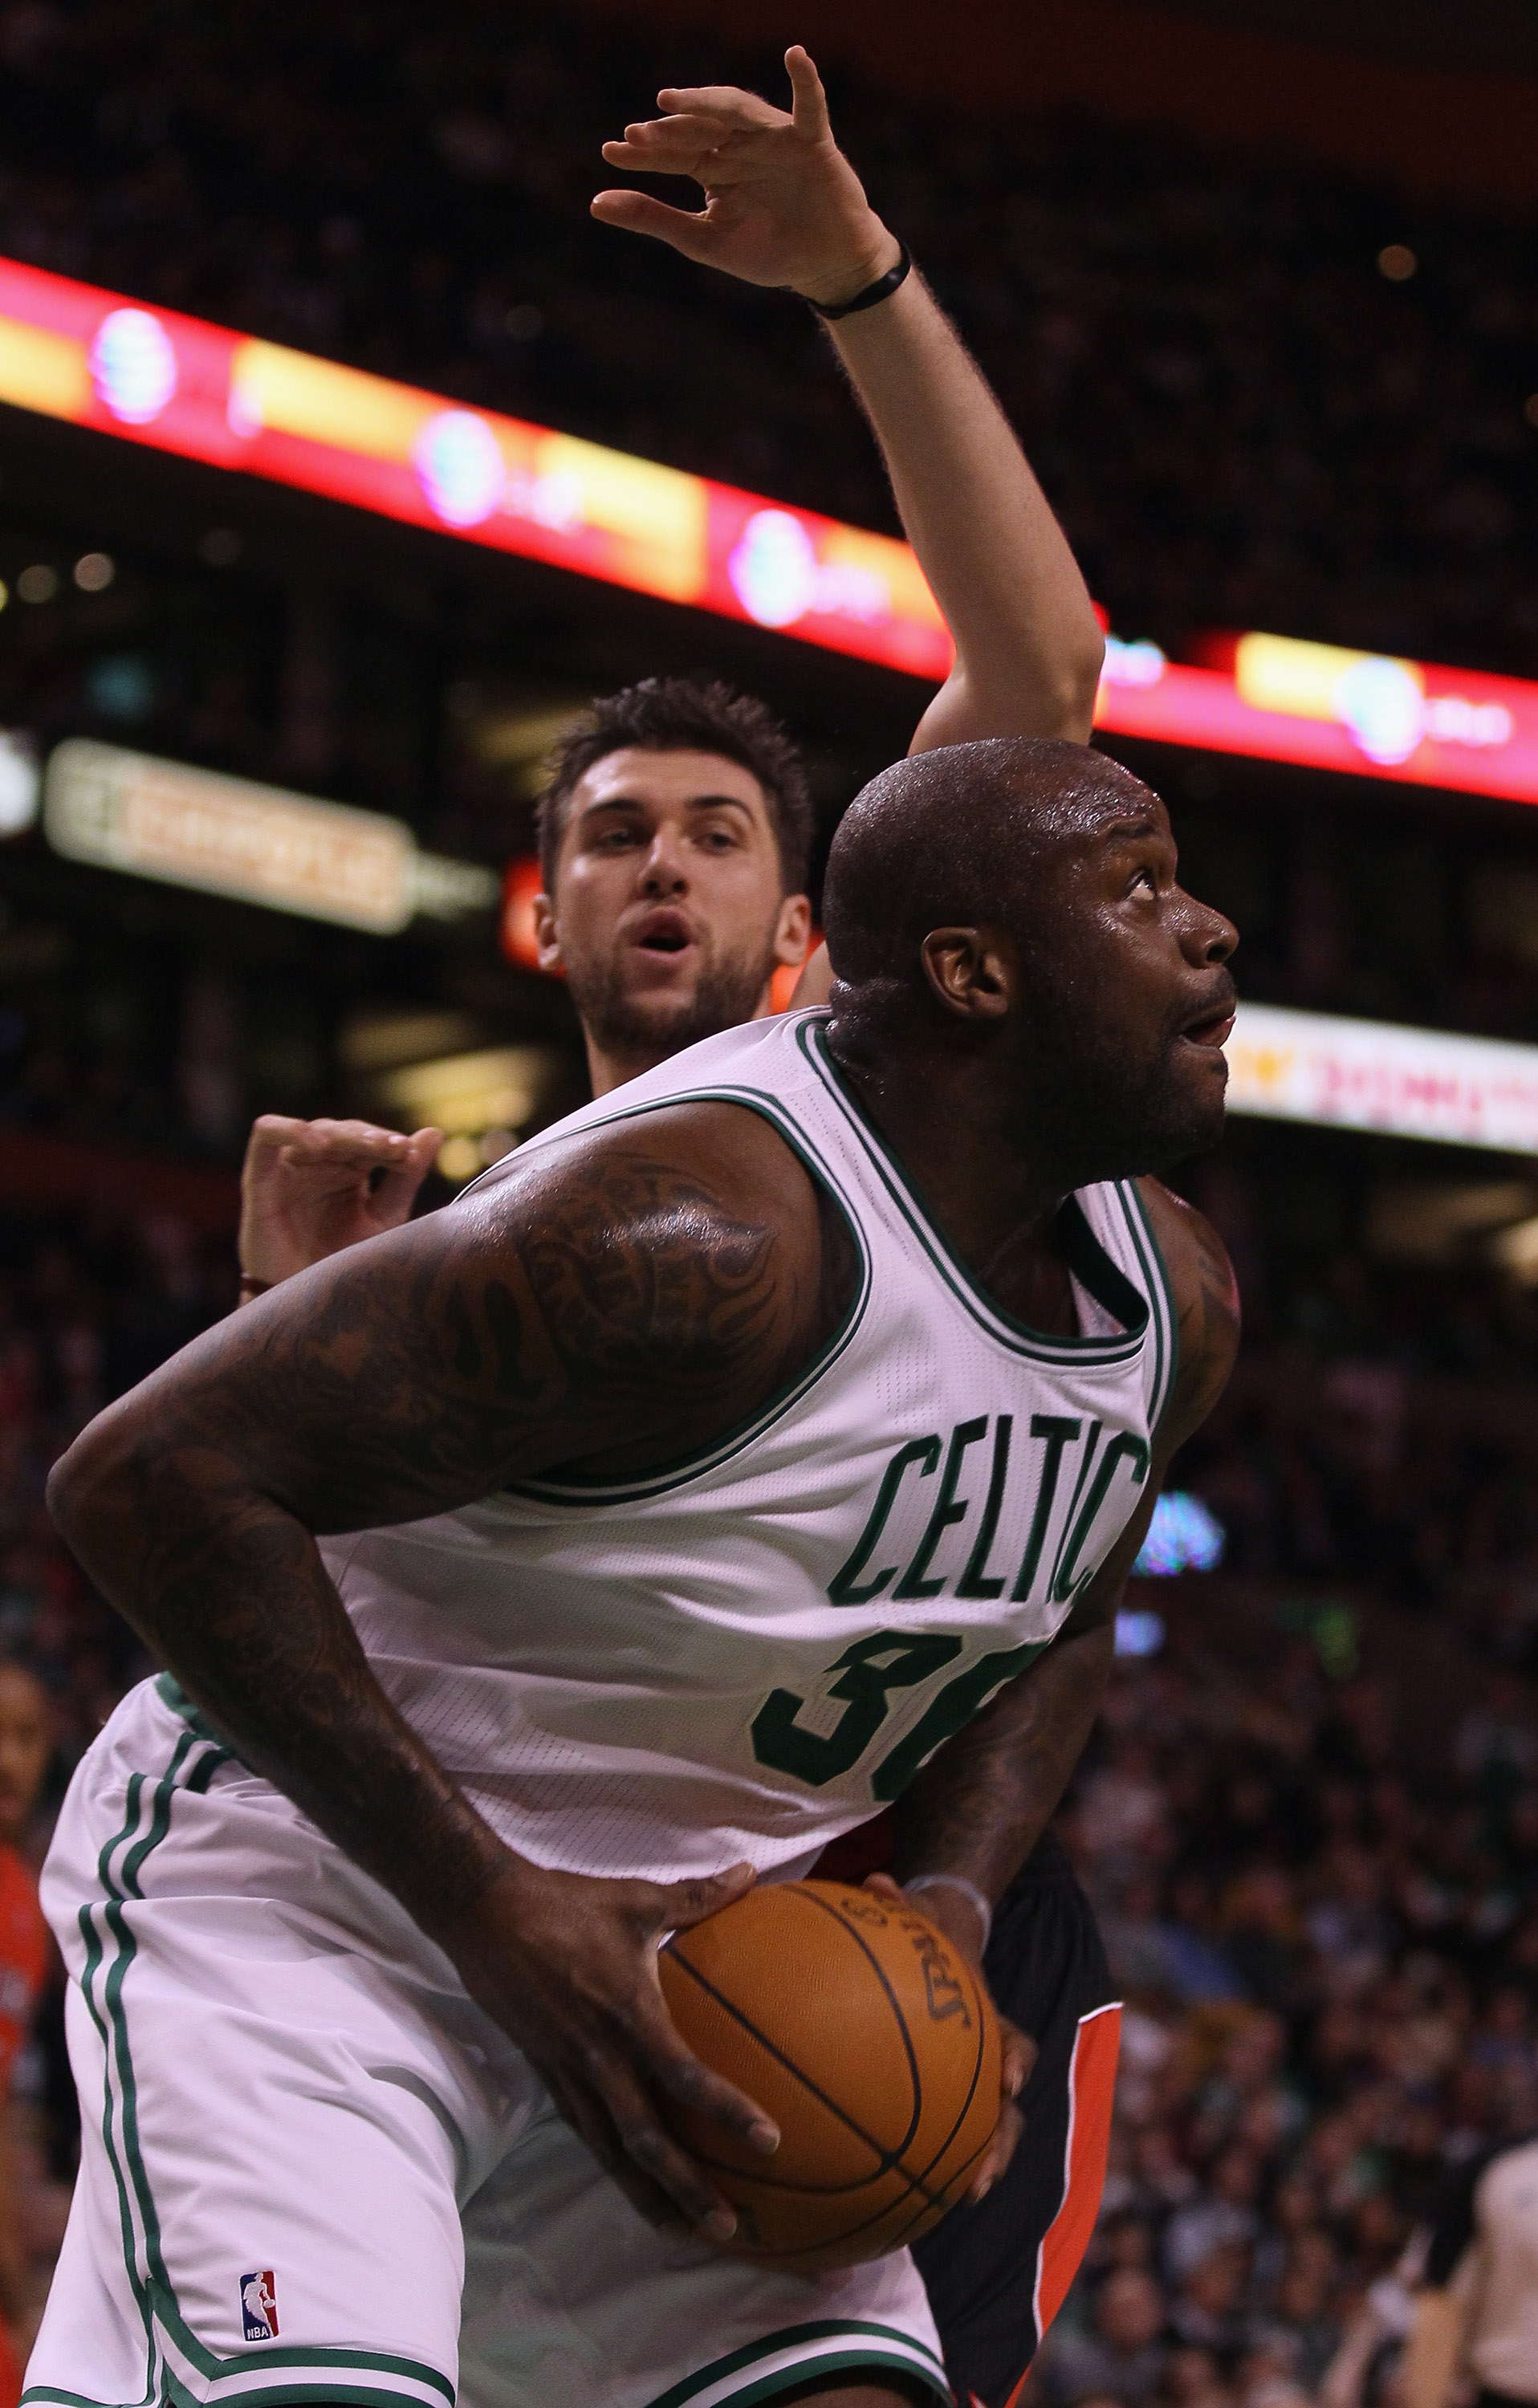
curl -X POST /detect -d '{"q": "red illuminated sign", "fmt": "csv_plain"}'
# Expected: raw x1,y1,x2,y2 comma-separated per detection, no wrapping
2,254,1538,806
0,256,949,679
1094,631,1538,810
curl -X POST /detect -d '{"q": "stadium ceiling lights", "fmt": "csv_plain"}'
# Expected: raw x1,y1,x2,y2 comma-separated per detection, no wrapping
2,255,1538,806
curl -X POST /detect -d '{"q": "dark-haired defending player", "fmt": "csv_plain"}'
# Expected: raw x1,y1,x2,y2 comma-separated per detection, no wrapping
36,739,1239,2408
232,52,1119,2408
239,43,1104,1231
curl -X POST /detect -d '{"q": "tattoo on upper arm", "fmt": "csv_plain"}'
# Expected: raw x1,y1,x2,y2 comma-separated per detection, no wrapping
61,1141,816,1913
146,1144,805,1535
519,1158,783,1389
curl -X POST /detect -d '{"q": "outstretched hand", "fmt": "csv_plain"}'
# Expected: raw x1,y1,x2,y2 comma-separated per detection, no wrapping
441,1855,780,2238
238,1115,444,1287
592,45,901,310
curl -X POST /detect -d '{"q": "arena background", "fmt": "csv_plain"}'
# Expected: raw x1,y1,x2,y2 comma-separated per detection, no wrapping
2,5,1537,2402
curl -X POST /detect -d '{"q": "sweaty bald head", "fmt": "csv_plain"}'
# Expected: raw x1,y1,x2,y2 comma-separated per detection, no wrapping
820,736,1239,1182
823,738,1158,994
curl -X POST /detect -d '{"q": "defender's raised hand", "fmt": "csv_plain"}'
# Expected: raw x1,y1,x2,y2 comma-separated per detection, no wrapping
591,45,900,310
238,1114,443,1288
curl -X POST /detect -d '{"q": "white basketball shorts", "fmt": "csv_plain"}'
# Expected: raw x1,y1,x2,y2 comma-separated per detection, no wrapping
24,1679,949,2408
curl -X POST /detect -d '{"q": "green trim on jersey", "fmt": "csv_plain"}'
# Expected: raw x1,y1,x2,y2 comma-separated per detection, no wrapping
643,2316,950,2408
504,1081,872,1505
193,2390,444,2408
1125,1178,1182,1433
23,2387,158,2408
206,2350,454,2403
1105,1184,1167,1434
804,1022,1150,1368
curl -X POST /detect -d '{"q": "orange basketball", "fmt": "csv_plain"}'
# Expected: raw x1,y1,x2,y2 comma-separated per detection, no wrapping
657,1878,1000,2274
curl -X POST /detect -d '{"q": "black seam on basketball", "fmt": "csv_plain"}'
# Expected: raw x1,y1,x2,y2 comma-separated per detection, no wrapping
885,2125,995,2255
679,2159,905,2198
793,1889,927,2151
887,2076,999,2255
703,2164,960,2262
901,1947,992,2196
808,1885,988,2199
663,1946,937,2194
664,2101,958,2247
664,1885,992,2245
667,1886,924,2163
887,2093,995,2253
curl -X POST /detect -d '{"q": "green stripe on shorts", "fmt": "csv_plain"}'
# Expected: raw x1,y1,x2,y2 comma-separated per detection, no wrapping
645,2317,950,2408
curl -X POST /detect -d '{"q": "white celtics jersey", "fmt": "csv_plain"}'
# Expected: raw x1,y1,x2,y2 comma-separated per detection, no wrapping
323,1011,1178,1883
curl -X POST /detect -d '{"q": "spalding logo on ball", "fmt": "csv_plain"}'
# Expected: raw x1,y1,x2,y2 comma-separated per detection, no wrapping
659,1880,1001,2274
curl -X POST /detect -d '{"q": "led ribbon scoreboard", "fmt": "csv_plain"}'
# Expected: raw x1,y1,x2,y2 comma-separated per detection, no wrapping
10,255,1538,1164
2,253,1537,808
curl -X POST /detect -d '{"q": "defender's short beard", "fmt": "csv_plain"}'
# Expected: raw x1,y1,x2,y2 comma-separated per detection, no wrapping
568,941,780,1068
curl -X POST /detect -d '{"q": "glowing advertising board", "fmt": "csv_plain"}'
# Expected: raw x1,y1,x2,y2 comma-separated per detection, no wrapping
1094,632,1538,811
3,254,1538,802
0,256,949,681
1224,1002,1538,1153
43,738,498,931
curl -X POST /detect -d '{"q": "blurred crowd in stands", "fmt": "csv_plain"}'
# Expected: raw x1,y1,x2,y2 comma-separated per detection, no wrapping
1,1175,1536,2402
1033,1610,1538,2408
0,0,1534,677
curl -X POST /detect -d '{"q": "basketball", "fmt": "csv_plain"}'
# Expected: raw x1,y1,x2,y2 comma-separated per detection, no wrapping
657,1879,1001,2274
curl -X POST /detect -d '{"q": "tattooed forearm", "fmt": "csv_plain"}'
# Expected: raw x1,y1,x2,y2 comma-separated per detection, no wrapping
119,1462,506,1934
47,1106,833,1936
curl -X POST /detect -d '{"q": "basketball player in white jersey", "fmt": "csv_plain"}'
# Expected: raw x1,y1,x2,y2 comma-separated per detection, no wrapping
35,735,1240,2408
231,57,1117,2408
240,673,1129,2408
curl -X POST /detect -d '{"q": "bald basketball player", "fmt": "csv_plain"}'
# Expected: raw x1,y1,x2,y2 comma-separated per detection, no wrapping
234,53,1119,2408
234,56,1119,2405
36,741,1239,2408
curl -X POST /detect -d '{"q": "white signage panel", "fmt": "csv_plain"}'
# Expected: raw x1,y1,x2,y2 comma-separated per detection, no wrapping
1225,1002,1538,1153
44,739,417,932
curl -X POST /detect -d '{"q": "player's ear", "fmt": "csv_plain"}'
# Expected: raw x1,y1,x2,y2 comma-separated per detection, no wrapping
773,891,812,969
920,926,1013,1023
532,891,564,975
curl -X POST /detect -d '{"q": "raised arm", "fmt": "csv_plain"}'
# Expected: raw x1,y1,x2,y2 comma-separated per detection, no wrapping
49,1104,830,2239
592,46,1105,753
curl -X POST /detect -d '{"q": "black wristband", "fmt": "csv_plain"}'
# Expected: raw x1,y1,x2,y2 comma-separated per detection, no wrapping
805,240,911,321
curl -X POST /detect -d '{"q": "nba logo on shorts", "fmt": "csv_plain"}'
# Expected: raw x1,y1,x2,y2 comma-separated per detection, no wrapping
240,2272,279,2341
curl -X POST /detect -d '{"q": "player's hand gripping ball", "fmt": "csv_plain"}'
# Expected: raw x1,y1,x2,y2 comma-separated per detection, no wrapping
658,1880,1001,2272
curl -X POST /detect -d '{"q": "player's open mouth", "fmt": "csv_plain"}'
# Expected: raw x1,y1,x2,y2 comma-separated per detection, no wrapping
632,909,697,955
1181,1010,1235,1049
